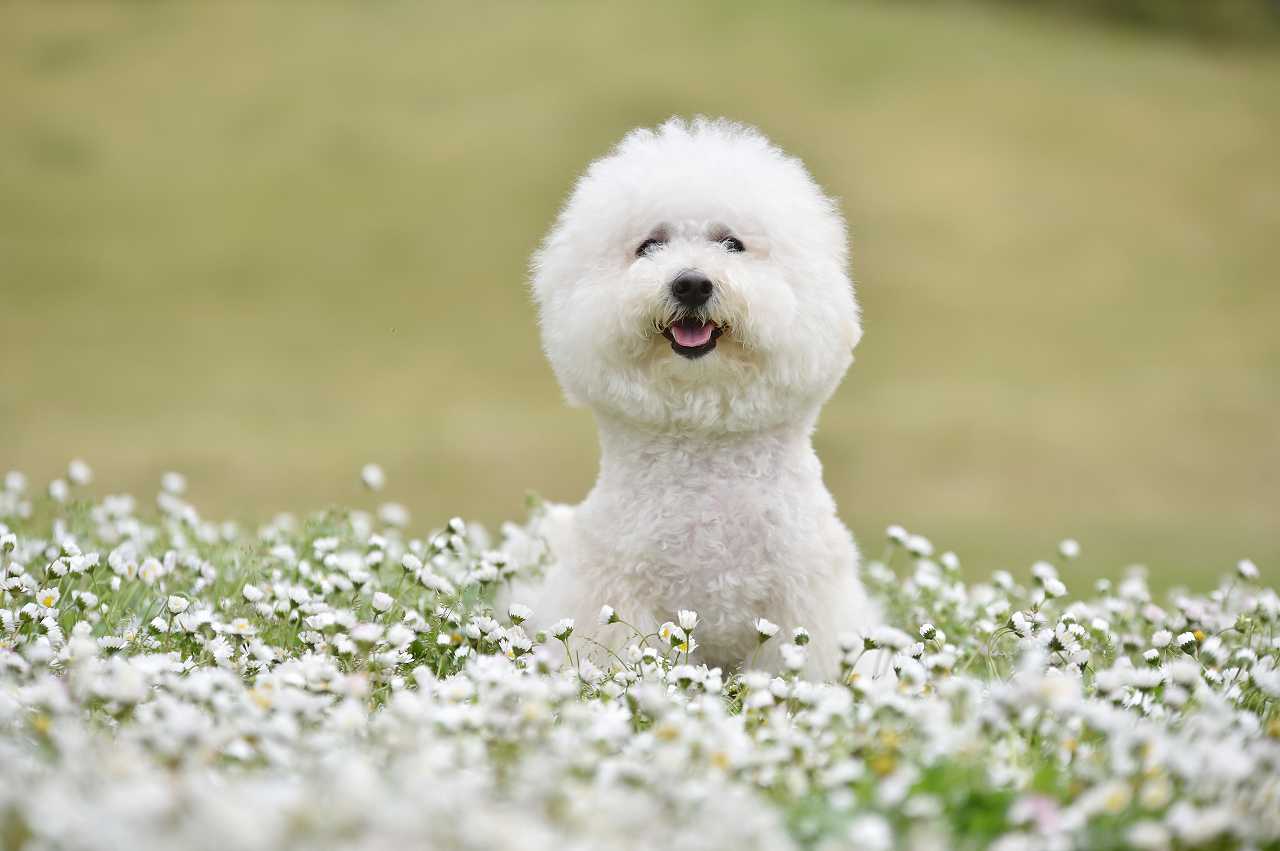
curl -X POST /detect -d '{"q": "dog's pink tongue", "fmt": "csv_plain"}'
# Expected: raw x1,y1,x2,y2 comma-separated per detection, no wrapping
672,321,714,347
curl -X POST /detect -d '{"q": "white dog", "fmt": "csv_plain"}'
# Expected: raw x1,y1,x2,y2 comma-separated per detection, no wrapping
519,117,879,679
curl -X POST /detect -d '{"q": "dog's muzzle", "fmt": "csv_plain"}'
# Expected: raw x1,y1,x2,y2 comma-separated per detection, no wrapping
663,318,722,359
661,271,724,359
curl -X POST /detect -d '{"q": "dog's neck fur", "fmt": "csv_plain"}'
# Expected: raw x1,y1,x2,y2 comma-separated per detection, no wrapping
591,411,822,495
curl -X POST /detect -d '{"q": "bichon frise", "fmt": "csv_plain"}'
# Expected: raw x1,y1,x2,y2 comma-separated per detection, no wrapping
521,117,879,679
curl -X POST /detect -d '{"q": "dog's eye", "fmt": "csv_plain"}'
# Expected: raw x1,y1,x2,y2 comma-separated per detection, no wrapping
635,238,666,258
719,236,745,253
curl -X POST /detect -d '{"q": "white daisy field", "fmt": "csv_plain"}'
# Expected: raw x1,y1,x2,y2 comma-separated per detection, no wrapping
1,462,1277,851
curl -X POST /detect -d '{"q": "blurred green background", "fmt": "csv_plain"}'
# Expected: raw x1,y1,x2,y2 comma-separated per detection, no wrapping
2,2,1278,588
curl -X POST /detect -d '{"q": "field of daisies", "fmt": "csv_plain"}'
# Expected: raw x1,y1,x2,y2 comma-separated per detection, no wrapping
0,462,1276,851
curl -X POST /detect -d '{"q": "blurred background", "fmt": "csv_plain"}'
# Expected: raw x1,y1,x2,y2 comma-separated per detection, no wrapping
2,1,1277,588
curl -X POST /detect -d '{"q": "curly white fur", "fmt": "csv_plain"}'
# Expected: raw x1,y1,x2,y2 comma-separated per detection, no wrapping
518,117,880,679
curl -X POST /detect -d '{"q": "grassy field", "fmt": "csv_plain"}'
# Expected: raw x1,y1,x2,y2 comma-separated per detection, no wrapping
2,1,1278,587
1,486,1277,849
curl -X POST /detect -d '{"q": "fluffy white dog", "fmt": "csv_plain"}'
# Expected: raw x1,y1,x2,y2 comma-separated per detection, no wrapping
520,117,879,679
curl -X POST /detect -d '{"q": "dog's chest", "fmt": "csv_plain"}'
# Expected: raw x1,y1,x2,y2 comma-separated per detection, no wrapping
576,445,835,623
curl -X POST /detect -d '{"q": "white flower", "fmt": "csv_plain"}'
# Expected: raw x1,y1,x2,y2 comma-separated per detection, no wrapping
36,587,60,608
67,459,93,486
161,471,187,494
1058,538,1081,559
677,609,699,631
419,571,456,596
225,618,256,636
598,605,618,625
502,626,533,658
1176,631,1197,652
1140,775,1174,810
871,625,913,650
780,643,806,672
1236,559,1259,581
48,479,69,502
896,657,927,685
208,635,234,664
754,617,779,641
886,524,908,544
242,583,264,603
360,463,386,492
669,663,704,687
1127,821,1171,851
658,621,684,644
905,534,933,557
138,557,162,584
551,618,574,641
1031,561,1058,583
378,502,409,527
1151,629,1172,648
507,603,532,624
166,595,189,615
847,815,892,851
1252,668,1280,699
305,612,336,630
371,592,394,613
386,624,414,648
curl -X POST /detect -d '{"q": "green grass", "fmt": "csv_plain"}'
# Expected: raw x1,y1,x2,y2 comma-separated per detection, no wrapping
2,1,1278,588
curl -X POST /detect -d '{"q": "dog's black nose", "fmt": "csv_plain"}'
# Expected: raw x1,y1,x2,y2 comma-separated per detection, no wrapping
670,271,714,308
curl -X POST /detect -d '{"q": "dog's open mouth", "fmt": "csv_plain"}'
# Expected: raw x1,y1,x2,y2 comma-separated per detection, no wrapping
662,318,724,359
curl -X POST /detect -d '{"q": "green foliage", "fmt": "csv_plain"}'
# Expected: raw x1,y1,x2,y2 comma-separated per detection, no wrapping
1002,0,1280,41
1,476,1278,849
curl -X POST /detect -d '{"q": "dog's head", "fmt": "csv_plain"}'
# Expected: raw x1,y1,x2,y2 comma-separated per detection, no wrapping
532,117,861,433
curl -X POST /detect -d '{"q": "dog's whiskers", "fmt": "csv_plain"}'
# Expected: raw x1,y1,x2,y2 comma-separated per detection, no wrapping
655,304,720,330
